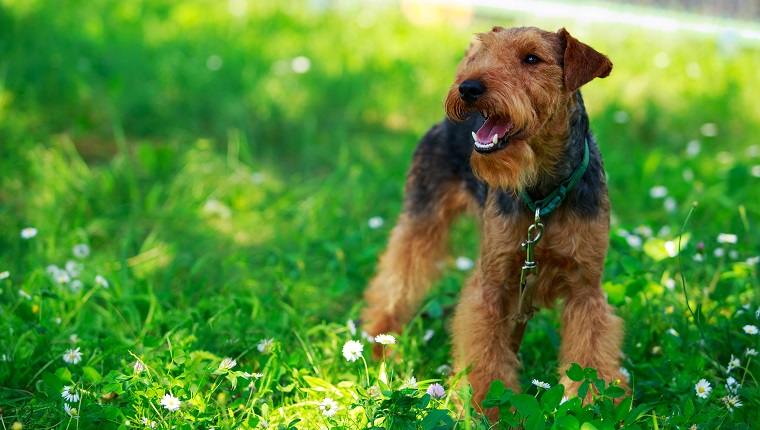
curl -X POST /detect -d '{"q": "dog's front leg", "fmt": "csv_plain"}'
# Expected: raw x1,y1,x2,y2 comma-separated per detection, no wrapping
451,271,521,422
557,288,627,398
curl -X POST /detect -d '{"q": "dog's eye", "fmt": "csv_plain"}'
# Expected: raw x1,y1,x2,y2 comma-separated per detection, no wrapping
523,54,541,65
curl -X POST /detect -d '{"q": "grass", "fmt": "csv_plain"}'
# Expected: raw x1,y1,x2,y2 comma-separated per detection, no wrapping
1,0,760,428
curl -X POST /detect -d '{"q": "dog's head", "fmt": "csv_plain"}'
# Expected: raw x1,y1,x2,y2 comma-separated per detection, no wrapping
444,26,612,191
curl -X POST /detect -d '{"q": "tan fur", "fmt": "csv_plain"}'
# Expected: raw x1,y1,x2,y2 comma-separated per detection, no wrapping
362,26,623,422
362,182,479,355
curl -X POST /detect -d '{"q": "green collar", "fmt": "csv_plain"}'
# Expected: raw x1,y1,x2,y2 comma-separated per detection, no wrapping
519,138,590,218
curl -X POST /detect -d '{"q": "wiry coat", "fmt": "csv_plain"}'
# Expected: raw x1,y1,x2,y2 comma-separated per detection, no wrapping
362,26,626,421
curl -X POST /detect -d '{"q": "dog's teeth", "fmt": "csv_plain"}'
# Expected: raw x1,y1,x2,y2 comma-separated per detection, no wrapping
492,134,498,145
472,132,477,141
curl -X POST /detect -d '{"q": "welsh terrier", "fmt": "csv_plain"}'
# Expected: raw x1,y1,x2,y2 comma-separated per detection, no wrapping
361,26,627,418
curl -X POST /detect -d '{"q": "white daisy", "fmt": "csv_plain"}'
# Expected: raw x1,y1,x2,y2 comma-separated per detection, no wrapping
727,355,741,372
649,186,667,198
455,256,474,271
746,348,758,357
72,244,90,259
634,225,653,238
0,271,9,280
69,280,83,292
202,199,231,218
657,225,672,238
290,56,311,74
160,393,181,411
423,329,435,342
219,357,237,371
342,340,363,362
63,403,79,418
717,233,738,244
436,364,452,374
63,347,82,364
65,261,83,278
361,330,375,343
726,377,741,394
257,338,274,353
46,265,60,277
694,379,711,399
723,395,743,412
69,334,80,344
21,227,38,239
95,275,109,288
368,217,384,229
626,235,643,249
620,367,631,383
664,240,678,257
700,123,718,137
57,271,71,284
61,386,80,402
743,325,758,335
616,228,630,237
374,334,396,345
347,319,357,336
531,379,551,390
318,397,339,417
402,376,417,389
686,140,701,157
368,385,381,397
664,197,677,213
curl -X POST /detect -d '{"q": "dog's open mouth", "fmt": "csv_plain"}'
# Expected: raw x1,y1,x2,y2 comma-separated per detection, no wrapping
472,115,514,153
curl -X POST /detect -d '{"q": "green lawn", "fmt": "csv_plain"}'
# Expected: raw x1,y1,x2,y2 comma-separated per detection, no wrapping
1,1,759,429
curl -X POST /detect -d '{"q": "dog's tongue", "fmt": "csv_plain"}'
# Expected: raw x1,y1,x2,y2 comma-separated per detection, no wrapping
475,116,514,144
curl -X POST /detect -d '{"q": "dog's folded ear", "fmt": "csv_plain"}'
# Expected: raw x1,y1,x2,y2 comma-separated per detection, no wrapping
558,28,613,91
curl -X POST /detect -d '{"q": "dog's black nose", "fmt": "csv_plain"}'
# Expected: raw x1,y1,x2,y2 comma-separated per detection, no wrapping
459,80,485,104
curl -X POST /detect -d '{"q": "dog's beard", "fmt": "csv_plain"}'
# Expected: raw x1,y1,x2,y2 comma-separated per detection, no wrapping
470,140,537,192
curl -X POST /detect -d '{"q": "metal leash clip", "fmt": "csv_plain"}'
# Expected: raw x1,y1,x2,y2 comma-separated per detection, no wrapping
519,208,544,288
515,208,544,323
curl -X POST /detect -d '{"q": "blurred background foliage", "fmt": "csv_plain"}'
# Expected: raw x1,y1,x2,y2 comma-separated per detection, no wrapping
1,0,759,329
2,0,759,330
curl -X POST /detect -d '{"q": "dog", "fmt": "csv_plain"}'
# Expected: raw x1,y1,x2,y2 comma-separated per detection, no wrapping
361,26,627,419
